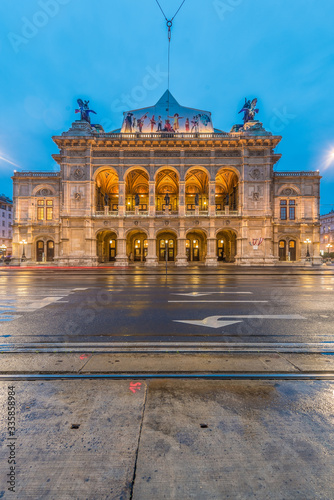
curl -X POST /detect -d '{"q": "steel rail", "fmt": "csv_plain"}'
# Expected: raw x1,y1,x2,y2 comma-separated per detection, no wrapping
0,373,334,381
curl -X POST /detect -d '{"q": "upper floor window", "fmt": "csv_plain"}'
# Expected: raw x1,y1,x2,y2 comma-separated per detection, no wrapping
2,212,5,217
46,200,53,220
37,200,44,220
280,200,287,220
37,199,53,221
280,199,295,220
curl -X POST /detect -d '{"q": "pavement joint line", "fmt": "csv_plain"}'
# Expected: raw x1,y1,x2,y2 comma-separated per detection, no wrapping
0,373,334,380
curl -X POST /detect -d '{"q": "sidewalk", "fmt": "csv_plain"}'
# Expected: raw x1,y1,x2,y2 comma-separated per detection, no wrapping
1,376,333,499
1,264,334,274
1,351,334,375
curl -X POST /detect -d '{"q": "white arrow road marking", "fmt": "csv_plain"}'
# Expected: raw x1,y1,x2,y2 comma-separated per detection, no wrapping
172,292,252,297
174,314,306,329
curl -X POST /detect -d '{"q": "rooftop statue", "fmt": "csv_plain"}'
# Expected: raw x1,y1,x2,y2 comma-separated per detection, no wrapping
238,98,259,124
75,99,97,124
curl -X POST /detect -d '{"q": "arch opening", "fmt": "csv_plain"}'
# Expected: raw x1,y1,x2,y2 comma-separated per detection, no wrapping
216,229,237,263
126,230,148,263
186,230,207,262
125,169,149,212
156,231,177,262
96,230,118,263
155,169,179,213
185,169,209,212
95,169,119,212
215,169,239,213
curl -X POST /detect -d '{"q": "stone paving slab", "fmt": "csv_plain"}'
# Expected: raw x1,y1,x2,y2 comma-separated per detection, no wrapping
0,353,90,373
133,379,334,500
0,380,146,499
282,353,334,371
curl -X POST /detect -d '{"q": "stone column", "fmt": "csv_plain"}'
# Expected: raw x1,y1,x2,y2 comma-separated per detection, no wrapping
208,181,215,217
115,223,128,266
149,182,155,217
176,222,187,266
118,182,125,217
205,222,218,266
146,222,158,266
179,181,185,217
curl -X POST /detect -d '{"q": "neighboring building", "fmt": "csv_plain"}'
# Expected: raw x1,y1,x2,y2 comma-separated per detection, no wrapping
320,209,334,255
0,194,13,257
12,91,321,266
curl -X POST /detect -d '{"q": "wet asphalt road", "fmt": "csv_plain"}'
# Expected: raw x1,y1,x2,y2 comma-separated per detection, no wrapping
0,269,333,345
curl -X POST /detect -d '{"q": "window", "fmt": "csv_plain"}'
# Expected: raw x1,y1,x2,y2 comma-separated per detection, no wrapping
2,212,5,217
8,214,11,219
9,231,11,237
280,199,296,220
280,200,287,220
2,221,4,227
8,207,11,212
2,231,4,237
37,199,53,221
289,200,295,220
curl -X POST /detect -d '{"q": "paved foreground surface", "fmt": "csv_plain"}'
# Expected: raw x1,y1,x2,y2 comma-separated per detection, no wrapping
0,379,333,500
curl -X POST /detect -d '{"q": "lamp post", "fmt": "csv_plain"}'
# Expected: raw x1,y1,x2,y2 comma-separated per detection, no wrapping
304,238,311,261
326,243,333,258
19,239,27,261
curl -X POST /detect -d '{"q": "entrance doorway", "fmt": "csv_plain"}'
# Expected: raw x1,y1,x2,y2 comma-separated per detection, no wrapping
134,239,148,262
159,239,175,261
288,240,296,261
96,230,118,263
217,239,225,261
109,239,117,261
186,239,200,261
216,230,237,263
126,231,148,263
46,240,54,262
279,240,286,261
36,241,44,262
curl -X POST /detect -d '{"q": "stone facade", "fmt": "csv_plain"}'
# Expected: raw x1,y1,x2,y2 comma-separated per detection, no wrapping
0,194,13,257
12,93,322,266
320,210,334,255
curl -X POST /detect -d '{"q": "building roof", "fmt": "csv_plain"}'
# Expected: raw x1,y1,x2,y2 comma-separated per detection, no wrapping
120,90,214,134
0,194,12,204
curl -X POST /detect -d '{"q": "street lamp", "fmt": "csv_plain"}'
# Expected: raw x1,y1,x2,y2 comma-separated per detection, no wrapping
19,239,27,261
326,243,333,258
304,238,311,260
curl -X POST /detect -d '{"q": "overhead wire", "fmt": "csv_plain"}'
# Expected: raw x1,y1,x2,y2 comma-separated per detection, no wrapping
154,0,187,113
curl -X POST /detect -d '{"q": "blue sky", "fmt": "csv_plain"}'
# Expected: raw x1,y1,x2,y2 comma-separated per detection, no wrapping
0,0,333,213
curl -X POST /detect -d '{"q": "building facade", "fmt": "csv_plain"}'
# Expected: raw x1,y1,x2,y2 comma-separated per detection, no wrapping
12,91,322,266
0,195,13,257
320,210,334,255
